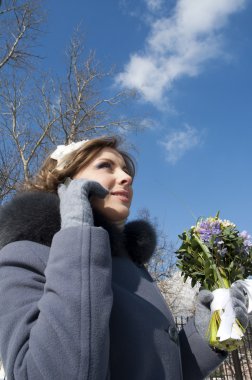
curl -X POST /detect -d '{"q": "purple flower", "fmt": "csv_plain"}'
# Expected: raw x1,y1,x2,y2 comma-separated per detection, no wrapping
239,230,252,253
195,219,222,243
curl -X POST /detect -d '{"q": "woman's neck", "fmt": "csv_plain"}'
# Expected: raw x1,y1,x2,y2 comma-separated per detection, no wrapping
112,219,126,231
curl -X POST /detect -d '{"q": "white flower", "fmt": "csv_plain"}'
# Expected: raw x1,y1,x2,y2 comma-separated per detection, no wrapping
51,140,89,169
221,219,236,228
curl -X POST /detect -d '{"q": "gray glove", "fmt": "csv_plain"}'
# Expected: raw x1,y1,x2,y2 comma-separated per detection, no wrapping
58,178,108,229
230,281,249,330
195,284,248,343
195,289,213,340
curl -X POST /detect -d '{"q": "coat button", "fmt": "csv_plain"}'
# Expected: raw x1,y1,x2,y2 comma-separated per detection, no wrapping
167,326,179,344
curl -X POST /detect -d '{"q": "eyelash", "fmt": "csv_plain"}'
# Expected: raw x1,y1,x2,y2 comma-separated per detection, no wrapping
96,161,130,176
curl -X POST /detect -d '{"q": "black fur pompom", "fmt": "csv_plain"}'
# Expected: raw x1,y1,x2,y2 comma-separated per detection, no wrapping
124,220,157,264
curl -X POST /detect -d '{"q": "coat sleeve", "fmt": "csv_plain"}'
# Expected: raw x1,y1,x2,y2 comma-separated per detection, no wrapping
179,317,227,379
0,226,113,380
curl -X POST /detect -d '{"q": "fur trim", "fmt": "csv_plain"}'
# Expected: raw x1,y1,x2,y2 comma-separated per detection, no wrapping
0,191,156,264
0,192,61,249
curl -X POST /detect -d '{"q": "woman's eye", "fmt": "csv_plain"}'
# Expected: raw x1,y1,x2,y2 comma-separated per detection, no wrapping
96,162,112,169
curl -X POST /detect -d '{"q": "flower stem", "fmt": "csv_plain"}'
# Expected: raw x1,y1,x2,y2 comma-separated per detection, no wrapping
193,234,227,288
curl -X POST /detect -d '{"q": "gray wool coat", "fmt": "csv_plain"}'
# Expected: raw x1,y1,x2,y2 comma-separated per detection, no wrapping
0,192,226,380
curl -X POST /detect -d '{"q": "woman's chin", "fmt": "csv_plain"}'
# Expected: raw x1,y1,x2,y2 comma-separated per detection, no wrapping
95,205,130,223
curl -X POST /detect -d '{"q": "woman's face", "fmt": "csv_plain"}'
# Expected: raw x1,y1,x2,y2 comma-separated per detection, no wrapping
74,147,133,222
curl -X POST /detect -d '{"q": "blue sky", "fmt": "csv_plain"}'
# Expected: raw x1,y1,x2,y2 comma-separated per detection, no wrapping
43,0,252,245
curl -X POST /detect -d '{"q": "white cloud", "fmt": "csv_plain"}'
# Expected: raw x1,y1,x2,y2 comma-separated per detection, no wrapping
138,117,160,129
161,125,204,164
116,0,246,107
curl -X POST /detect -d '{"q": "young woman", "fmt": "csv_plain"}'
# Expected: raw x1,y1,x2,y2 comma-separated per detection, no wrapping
0,136,248,379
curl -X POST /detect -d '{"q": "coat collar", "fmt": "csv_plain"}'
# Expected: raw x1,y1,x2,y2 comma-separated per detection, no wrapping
0,191,156,265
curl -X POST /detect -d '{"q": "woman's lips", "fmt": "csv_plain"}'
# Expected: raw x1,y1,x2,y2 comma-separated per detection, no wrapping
111,191,130,202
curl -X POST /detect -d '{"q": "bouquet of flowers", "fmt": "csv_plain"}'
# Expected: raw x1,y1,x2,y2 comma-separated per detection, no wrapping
176,213,252,351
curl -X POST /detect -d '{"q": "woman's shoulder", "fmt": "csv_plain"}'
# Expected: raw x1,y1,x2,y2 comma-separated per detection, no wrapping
0,191,61,250
0,239,50,272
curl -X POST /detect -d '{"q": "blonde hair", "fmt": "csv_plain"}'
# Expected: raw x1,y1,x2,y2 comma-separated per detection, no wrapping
23,136,135,193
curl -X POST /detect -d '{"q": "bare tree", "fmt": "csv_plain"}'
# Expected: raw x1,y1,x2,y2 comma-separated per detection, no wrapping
41,32,137,145
0,138,19,200
0,0,44,202
0,0,43,72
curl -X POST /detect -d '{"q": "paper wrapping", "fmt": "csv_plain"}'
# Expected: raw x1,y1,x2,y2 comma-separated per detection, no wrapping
210,279,252,342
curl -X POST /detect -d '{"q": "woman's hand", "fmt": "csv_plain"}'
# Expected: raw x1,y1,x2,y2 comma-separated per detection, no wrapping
194,290,213,341
58,178,108,229
230,281,249,330
194,284,249,351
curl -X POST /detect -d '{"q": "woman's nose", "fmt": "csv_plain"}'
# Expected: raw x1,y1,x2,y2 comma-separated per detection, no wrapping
117,169,132,186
